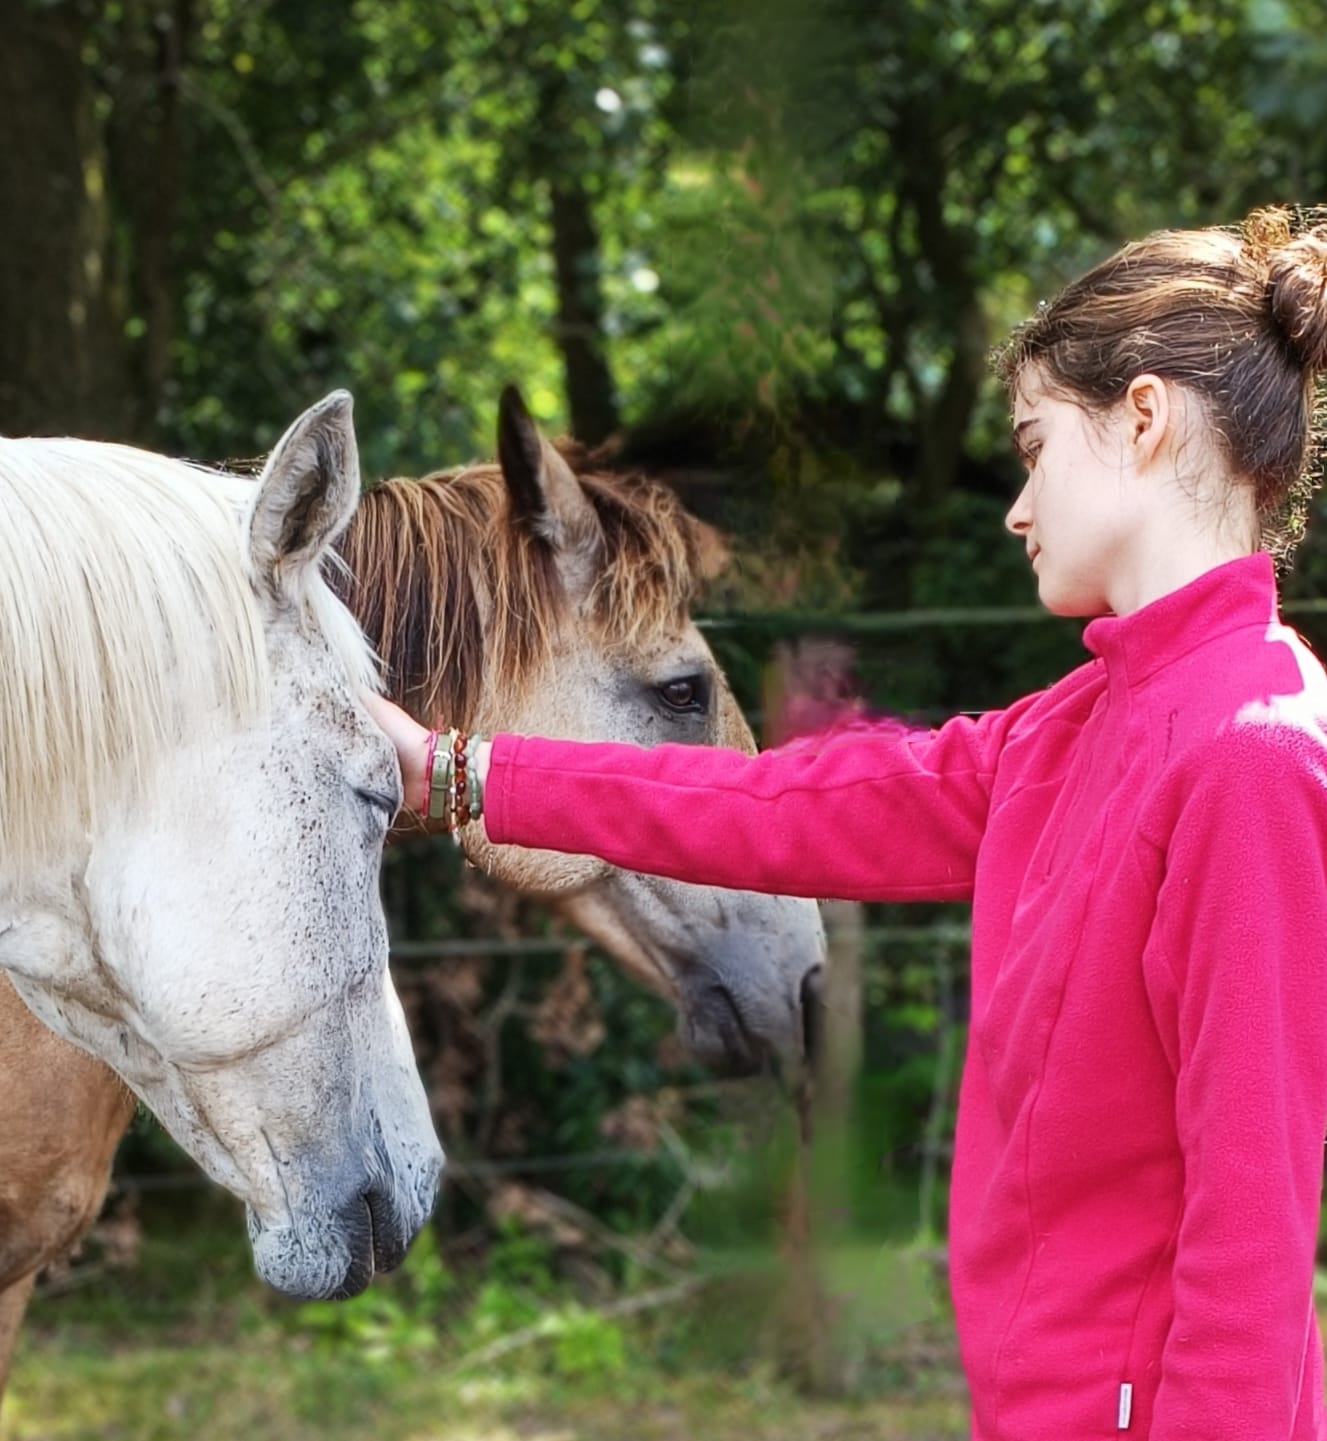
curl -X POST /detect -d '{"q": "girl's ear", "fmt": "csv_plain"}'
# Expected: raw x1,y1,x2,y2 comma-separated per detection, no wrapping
1123,373,1171,465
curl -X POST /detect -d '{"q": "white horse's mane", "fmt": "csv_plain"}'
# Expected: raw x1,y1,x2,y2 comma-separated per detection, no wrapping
0,437,376,874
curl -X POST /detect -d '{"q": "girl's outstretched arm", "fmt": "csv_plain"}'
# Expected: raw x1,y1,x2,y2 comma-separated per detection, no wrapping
364,687,1043,904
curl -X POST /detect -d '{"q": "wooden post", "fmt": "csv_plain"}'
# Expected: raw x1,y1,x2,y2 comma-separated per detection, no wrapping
761,640,867,1395
772,898,865,1396
819,900,864,1115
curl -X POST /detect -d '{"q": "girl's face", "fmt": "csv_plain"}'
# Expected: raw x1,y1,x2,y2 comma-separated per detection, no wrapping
1004,369,1146,617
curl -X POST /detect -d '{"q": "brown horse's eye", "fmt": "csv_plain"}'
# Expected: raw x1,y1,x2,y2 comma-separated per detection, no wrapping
657,676,706,713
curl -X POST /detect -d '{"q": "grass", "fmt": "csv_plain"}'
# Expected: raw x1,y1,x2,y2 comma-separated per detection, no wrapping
2,1348,970,1441
16,1165,1327,1438
0,1196,970,1441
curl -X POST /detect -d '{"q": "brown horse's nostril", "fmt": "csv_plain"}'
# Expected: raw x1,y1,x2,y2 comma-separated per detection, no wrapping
800,965,825,1067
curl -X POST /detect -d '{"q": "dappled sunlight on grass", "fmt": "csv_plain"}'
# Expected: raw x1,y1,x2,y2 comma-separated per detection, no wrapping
12,1240,1327,1440
1,1229,971,1441
1,1337,970,1441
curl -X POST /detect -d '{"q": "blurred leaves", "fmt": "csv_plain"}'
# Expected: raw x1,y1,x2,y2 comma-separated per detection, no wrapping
19,0,1326,518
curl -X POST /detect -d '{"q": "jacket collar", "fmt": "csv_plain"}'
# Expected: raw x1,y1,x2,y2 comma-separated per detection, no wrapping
1082,553,1279,688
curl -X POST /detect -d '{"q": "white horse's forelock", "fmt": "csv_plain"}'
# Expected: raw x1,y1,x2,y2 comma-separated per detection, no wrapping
0,437,376,877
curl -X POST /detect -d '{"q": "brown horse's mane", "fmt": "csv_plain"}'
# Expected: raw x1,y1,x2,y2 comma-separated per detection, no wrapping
331,446,708,727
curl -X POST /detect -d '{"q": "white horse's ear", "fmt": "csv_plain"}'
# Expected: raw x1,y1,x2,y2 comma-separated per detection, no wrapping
247,391,361,608
497,385,601,598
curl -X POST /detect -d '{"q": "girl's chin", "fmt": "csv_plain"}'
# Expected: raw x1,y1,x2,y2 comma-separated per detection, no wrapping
1036,577,1105,620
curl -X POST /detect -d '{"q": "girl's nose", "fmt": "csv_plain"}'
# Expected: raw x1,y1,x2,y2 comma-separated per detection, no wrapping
1005,482,1032,536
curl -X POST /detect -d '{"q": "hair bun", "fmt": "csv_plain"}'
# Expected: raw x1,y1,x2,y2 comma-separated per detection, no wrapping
1265,224,1327,370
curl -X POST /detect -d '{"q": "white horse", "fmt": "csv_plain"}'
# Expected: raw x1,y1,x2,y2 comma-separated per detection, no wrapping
0,394,441,1301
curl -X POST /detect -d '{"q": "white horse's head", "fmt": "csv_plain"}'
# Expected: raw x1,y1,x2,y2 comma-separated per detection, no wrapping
0,395,441,1299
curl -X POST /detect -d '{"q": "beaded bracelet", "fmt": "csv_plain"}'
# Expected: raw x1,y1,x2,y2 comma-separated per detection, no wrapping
423,728,484,838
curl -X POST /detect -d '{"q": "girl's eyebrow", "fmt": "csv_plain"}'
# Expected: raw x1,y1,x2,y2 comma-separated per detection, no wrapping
1011,417,1040,459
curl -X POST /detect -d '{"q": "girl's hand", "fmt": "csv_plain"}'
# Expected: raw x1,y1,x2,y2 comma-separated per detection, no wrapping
359,691,494,820
360,690,433,815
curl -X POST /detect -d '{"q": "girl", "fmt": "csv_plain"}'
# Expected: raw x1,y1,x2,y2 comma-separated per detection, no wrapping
370,208,1327,1439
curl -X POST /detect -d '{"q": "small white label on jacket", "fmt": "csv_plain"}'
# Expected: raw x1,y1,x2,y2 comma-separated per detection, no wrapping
1117,1382,1133,1430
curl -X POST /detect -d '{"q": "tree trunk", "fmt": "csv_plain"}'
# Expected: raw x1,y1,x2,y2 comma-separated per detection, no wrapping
917,298,987,510
549,176,620,445
107,0,194,424
0,2,138,438
896,97,988,512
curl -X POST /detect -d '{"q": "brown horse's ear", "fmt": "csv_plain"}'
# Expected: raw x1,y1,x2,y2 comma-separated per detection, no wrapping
689,517,731,583
497,385,601,595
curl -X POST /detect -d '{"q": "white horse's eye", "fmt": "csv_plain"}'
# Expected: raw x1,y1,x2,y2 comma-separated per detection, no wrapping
356,787,399,821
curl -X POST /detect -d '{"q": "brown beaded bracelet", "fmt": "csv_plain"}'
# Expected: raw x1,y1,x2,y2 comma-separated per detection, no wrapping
452,730,471,827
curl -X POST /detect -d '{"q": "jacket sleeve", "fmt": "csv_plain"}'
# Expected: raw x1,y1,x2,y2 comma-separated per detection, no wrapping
1145,724,1327,1439
482,698,1040,903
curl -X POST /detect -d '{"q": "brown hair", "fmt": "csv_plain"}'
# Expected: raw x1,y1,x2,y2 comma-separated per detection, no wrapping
995,206,1327,555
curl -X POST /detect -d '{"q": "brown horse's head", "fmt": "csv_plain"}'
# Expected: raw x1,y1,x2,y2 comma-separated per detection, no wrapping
333,387,826,1076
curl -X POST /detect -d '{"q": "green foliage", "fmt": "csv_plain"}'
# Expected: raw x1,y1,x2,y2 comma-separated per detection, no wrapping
546,1305,629,1381
21,0,1327,500
290,1217,629,1385
296,1226,455,1365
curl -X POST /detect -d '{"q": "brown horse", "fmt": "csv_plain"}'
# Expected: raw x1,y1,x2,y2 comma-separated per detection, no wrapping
0,985,135,1399
0,389,825,1402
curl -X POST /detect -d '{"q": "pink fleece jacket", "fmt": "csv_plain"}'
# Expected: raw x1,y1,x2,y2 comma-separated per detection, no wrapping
486,554,1327,1439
